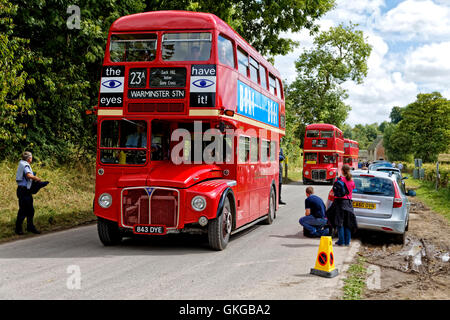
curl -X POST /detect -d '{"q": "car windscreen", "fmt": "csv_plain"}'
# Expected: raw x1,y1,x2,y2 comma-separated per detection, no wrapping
369,162,393,170
353,176,395,197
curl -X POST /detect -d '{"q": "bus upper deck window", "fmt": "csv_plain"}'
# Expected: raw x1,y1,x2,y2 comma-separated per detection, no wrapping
249,56,259,83
162,32,211,61
321,130,333,138
237,47,248,76
269,74,276,96
218,35,235,68
275,78,282,98
306,130,319,138
260,65,267,90
109,34,157,62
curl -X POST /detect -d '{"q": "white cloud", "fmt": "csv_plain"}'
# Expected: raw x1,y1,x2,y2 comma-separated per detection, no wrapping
403,41,450,87
377,0,450,41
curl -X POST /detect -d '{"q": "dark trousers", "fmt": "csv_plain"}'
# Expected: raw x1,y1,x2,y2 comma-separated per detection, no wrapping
279,182,282,202
16,186,35,230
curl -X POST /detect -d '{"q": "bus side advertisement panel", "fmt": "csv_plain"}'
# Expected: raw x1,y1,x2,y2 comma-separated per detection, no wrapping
237,80,279,127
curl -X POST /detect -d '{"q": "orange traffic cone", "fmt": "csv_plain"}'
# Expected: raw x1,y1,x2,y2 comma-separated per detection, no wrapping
310,236,339,278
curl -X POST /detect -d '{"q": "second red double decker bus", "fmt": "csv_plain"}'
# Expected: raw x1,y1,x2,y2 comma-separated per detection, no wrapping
302,123,344,185
93,11,285,250
344,139,359,170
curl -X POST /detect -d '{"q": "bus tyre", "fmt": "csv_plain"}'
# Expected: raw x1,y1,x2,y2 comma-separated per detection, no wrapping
208,197,232,251
97,217,122,246
264,187,276,225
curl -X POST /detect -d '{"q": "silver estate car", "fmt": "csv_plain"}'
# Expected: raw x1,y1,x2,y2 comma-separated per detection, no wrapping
327,170,415,244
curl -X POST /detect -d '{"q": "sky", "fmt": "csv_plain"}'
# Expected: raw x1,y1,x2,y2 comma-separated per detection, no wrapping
274,0,450,126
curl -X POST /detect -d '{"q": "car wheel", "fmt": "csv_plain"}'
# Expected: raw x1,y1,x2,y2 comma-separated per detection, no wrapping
208,196,233,251
97,217,122,246
393,232,406,245
263,187,276,225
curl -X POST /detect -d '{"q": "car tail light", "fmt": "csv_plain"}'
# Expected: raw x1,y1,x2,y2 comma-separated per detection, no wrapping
382,227,393,231
393,183,402,208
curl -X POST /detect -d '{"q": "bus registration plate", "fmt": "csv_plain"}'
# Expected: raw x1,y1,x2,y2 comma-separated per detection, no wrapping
133,225,166,235
353,202,376,210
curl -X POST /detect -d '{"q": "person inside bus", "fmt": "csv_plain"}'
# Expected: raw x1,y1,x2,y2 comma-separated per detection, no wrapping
125,121,147,148
190,46,202,61
299,187,329,237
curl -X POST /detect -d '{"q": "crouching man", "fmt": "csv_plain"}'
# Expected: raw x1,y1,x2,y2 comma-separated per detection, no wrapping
299,187,329,237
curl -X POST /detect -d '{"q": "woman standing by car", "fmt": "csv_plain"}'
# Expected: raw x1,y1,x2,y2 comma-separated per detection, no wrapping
328,164,357,246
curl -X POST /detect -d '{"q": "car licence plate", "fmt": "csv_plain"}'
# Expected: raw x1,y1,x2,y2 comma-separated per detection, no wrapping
353,201,376,210
133,225,166,235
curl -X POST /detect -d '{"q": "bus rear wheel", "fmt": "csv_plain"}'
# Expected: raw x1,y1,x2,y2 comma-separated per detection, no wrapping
264,187,276,225
208,196,233,251
97,217,122,246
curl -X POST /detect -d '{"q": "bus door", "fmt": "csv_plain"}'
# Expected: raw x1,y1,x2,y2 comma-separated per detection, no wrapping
249,136,261,219
237,136,252,225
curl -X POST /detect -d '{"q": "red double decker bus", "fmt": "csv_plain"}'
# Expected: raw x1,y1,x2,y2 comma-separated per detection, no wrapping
344,139,359,170
302,124,344,184
93,11,286,250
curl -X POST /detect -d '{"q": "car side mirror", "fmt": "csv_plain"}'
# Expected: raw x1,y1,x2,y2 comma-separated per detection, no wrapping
407,190,416,197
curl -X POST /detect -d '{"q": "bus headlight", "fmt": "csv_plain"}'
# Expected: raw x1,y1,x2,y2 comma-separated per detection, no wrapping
304,170,309,176
329,171,334,176
191,196,207,211
98,193,112,208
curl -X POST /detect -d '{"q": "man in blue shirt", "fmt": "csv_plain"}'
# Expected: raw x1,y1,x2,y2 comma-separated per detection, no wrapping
299,187,329,237
125,121,147,148
15,151,44,235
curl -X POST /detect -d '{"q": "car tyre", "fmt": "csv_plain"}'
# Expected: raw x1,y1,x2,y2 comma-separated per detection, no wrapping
208,196,233,251
97,217,122,246
393,232,406,245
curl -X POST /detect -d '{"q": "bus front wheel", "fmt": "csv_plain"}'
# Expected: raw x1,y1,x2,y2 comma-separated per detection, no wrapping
208,196,233,251
97,217,122,246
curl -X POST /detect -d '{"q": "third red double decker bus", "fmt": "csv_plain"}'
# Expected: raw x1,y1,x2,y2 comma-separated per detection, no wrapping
93,11,285,250
344,139,359,170
302,123,344,185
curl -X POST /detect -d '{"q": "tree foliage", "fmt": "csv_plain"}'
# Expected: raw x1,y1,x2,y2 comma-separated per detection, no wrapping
287,23,372,140
395,93,450,162
0,0,34,158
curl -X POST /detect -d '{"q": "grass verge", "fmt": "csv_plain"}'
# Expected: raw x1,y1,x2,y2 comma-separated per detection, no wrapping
341,256,367,300
404,174,450,222
0,161,96,242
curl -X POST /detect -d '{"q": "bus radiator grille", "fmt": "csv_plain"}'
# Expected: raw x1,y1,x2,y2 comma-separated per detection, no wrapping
312,170,327,181
122,188,178,228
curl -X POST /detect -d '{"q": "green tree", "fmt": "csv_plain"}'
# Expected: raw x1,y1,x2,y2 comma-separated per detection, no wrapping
389,106,403,124
287,23,372,139
0,0,34,158
10,0,147,163
396,92,450,162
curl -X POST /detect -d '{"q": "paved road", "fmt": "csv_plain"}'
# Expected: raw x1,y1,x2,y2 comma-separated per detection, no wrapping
0,183,357,300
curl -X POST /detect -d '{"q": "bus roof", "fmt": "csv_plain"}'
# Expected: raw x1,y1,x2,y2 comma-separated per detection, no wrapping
306,123,342,132
110,11,220,32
